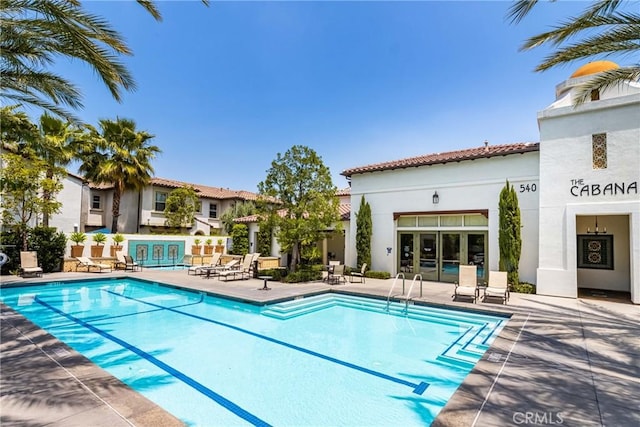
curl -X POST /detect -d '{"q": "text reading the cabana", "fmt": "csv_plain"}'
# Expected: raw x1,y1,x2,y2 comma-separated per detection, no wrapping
570,179,638,197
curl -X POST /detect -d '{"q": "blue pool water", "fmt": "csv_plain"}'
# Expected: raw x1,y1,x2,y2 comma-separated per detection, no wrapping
0,279,507,426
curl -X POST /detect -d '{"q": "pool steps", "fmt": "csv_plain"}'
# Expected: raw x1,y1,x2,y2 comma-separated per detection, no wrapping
262,294,504,369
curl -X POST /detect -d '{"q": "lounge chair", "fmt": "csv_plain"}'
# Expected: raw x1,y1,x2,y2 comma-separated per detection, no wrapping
453,265,478,303
483,271,510,304
218,254,255,281
203,259,240,279
188,252,222,275
20,251,43,278
76,256,112,273
115,251,139,271
124,255,141,271
349,263,367,283
328,264,347,285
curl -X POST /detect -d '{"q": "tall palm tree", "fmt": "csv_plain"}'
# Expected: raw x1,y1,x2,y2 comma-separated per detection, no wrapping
79,118,160,233
30,114,86,227
508,0,639,104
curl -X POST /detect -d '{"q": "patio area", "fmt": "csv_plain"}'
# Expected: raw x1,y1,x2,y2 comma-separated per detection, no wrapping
1,269,638,426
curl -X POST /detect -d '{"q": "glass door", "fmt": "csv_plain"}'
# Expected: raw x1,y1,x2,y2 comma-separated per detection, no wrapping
440,233,461,282
399,233,414,274
419,233,438,281
466,233,486,282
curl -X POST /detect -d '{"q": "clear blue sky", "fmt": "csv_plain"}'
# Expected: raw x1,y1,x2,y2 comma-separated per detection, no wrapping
45,0,595,192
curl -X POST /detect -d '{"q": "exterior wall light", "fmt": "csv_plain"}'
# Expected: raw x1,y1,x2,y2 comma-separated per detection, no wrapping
432,191,439,204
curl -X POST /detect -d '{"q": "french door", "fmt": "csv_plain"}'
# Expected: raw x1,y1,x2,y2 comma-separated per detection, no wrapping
398,232,486,283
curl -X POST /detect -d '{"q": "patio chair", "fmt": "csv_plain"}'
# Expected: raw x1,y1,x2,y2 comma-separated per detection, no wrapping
20,251,43,278
328,264,347,285
123,255,141,271
349,263,367,283
188,252,221,275
219,254,255,281
76,256,112,273
453,265,478,303
483,271,510,304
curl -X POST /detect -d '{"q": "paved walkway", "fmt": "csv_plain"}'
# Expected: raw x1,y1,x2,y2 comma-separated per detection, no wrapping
1,270,638,426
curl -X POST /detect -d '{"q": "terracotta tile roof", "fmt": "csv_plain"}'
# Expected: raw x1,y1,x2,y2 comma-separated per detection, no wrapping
336,187,350,196
87,176,259,200
341,142,539,177
234,203,351,223
150,177,260,201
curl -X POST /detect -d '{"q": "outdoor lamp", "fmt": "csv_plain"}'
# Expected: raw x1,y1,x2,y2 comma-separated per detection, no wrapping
432,191,439,204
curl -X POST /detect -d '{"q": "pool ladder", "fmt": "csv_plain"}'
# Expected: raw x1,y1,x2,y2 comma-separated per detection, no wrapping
386,273,423,314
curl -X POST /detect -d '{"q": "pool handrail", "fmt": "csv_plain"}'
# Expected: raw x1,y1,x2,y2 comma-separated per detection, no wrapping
386,273,406,311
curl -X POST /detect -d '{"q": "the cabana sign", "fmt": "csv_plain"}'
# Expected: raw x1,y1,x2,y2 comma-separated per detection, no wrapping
569,179,638,197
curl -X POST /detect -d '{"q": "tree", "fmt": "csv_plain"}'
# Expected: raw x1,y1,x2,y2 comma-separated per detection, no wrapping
79,118,160,233
257,145,340,272
1,0,135,119
220,201,256,234
0,0,209,120
164,187,199,231
499,180,522,286
30,113,84,227
355,195,372,269
508,0,639,104
0,151,62,250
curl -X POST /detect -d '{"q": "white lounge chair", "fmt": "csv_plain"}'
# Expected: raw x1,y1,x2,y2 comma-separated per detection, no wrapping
188,252,222,275
20,251,43,278
218,254,256,281
453,265,478,303
203,259,240,279
76,256,112,273
483,271,510,304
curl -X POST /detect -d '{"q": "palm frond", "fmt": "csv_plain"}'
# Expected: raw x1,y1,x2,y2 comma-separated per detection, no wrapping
572,66,640,104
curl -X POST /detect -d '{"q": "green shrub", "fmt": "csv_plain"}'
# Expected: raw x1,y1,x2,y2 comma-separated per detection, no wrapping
283,267,322,283
512,282,536,294
258,268,288,281
365,271,391,279
29,227,67,272
0,231,22,275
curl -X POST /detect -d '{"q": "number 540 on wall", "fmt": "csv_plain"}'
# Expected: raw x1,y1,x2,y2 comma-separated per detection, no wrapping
519,183,537,192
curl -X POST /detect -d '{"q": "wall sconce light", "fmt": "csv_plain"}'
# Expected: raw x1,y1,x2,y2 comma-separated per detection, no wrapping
386,247,392,255
432,191,439,204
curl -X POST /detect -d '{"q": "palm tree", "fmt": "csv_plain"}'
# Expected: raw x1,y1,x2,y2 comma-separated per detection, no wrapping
0,0,209,120
30,114,87,227
79,118,160,233
0,0,135,120
508,0,639,104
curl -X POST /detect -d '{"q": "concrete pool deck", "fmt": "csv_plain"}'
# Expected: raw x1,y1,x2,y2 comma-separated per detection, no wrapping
1,270,638,426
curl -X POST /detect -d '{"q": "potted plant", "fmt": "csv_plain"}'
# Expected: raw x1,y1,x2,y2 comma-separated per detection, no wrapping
192,238,202,255
69,231,86,257
110,233,125,257
91,232,107,257
204,238,214,255
214,238,225,254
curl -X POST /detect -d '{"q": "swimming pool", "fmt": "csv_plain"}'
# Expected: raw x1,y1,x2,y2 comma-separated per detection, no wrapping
0,278,507,426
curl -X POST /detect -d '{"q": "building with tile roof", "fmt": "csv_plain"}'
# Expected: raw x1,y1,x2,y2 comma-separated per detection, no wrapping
340,61,639,304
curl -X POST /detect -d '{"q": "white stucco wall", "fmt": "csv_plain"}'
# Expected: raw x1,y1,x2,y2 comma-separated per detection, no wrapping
348,151,540,282
50,175,85,233
537,90,640,303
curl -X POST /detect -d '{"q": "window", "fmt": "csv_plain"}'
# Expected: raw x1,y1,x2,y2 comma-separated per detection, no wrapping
91,194,101,210
398,216,416,227
209,203,218,219
154,191,167,211
590,90,600,101
592,133,607,169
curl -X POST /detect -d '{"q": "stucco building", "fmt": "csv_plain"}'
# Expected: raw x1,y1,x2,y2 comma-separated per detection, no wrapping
342,61,640,303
